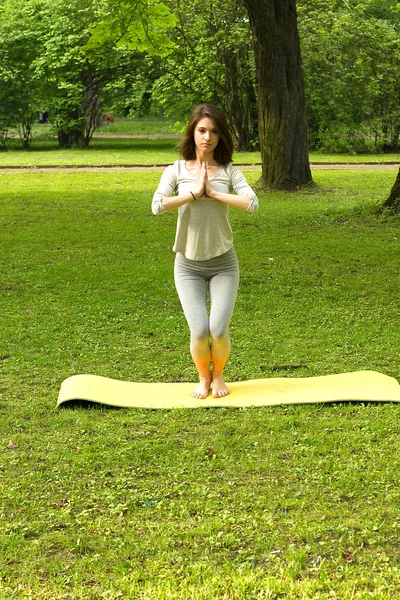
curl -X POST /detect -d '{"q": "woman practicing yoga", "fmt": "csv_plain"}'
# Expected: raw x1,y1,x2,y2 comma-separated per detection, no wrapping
152,104,258,399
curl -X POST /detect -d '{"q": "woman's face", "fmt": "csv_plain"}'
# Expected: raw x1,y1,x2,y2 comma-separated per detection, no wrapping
193,117,220,154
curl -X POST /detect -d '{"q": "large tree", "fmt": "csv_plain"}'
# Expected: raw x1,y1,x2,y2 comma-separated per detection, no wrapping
381,169,400,213
242,0,312,190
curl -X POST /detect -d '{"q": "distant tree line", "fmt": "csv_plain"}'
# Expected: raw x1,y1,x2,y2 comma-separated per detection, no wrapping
0,0,399,153
0,0,175,149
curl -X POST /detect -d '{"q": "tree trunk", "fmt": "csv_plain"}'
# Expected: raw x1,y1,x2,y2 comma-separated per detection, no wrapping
222,42,258,152
58,130,74,148
229,71,258,152
57,115,79,148
57,75,102,149
242,0,313,190
381,168,400,213
17,111,34,149
75,74,102,149
0,123,8,149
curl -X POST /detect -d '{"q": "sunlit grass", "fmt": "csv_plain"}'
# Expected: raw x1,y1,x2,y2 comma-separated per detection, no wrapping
1,168,400,598
1,129,399,167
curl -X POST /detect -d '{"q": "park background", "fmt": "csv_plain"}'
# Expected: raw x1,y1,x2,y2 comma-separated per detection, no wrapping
1,0,400,598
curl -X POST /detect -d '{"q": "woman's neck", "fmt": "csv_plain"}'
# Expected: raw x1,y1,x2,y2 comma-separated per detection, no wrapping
193,150,218,166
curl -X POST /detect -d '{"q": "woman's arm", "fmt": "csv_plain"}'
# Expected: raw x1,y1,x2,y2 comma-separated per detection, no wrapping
160,191,196,212
204,185,254,211
152,163,206,214
204,164,259,212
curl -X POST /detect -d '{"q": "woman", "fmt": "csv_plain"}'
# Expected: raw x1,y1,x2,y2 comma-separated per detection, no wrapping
152,104,258,399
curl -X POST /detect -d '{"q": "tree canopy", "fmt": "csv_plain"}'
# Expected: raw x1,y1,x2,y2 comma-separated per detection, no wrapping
0,0,175,147
131,0,400,155
150,0,258,151
0,0,399,156
298,0,400,152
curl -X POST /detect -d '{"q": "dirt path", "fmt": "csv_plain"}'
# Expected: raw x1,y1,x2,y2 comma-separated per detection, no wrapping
0,163,398,173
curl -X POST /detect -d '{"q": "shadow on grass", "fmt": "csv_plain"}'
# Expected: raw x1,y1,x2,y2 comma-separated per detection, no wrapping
58,399,126,410
3,138,178,153
57,398,397,411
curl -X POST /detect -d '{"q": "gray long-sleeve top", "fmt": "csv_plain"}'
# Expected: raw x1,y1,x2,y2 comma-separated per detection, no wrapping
152,160,259,261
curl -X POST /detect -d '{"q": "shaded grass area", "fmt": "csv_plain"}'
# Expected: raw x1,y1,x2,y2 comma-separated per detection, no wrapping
10,117,180,139
1,136,399,167
1,169,400,598
95,117,181,135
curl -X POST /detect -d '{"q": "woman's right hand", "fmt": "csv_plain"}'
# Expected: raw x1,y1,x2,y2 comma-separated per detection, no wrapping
191,162,208,199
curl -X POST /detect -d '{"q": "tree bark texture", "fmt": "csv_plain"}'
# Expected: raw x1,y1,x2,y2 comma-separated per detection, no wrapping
243,0,312,189
76,73,102,149
223,56,258,152
381,168,400,213
57,73,102,149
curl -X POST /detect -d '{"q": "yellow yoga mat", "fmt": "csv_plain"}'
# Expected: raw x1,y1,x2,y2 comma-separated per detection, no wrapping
57,370,400,409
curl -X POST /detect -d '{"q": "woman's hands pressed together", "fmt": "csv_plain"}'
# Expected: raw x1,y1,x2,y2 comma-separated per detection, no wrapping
192,161,220,200
160,161,252,212
191,161,210,199
194,162,252,211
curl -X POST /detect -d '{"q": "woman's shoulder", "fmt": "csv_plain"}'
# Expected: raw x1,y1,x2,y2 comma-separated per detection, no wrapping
161,160,183,178
220,163,239,172
165,160,182,169
167,160,185,174
220,163,239,178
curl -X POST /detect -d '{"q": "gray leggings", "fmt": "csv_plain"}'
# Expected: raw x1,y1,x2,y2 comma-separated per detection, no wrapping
174,248,240,359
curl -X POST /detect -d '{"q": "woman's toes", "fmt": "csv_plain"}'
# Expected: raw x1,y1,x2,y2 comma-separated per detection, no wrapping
191,380,210,399
211,376,229,398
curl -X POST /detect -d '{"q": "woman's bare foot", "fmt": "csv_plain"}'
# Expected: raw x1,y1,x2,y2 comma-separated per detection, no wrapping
191,378,211,399
211,374,229,398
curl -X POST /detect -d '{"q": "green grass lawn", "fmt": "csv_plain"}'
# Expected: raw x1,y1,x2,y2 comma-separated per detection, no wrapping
1,167,400,598
1,135,399,167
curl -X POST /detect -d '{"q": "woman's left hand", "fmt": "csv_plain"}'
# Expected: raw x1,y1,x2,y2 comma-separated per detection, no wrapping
202,161,254,211
203,163,217,199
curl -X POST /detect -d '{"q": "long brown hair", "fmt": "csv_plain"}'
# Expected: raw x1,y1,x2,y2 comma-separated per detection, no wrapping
179,104,233,164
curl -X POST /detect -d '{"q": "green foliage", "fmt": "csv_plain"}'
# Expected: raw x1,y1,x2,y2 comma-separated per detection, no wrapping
1,0,399,153
150,0,258,150
86,0,176,55
143,0,400,153
298,0,400,152
100,55,165,118
0,0,176,148
0,0,45,148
